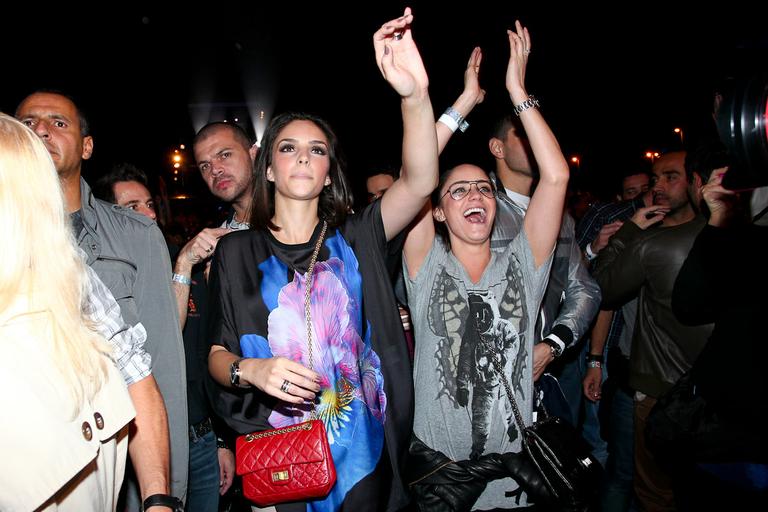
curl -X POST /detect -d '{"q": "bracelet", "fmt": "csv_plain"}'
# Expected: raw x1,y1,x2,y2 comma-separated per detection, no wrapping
586,360,603,369
585,353,604,363
541,337,563,358
513,95,540,116
172,273,192,286
142,494,183,512
438,107,469,133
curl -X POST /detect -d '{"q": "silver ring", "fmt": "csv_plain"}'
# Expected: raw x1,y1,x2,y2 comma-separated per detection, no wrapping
393,31,403,41
524,49,531,55
206,246,213,252
280,379,291,393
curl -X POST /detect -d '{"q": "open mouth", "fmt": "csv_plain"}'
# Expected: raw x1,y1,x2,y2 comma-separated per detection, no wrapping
463,207,487,223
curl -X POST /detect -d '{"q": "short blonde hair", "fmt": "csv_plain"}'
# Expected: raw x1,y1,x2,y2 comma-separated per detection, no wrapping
0,112,110,414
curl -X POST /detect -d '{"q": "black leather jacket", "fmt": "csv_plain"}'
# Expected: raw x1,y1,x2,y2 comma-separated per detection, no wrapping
594,218,713,397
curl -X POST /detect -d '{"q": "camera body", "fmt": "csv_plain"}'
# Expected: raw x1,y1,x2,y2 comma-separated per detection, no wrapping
716,74,768,190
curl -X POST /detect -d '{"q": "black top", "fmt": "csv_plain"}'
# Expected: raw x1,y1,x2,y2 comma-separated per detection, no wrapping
672,223,768,459
183,269,211,426
167,243,211,426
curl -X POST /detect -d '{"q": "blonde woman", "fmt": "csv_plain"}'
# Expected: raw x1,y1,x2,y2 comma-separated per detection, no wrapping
0,113,136,511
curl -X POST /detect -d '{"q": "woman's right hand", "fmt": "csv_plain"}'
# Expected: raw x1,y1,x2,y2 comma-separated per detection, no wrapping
505,20,531,99
240,357,321,405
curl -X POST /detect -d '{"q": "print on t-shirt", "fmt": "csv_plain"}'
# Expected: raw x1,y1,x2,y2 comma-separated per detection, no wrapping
427,255,528,459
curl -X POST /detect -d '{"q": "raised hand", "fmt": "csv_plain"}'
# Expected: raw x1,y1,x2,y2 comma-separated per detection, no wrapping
462,47,486,108
592,220,624,253
373,7,429,99
177,227,230,270
700,168,739,227
630,205,670,230
505,20,531,98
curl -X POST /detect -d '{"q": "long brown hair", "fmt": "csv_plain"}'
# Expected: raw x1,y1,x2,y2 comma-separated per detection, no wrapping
249,112,353,231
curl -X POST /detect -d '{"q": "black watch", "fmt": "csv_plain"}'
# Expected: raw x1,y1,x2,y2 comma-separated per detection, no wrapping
541,337,563,358
230,358,251,388
142,494,183,512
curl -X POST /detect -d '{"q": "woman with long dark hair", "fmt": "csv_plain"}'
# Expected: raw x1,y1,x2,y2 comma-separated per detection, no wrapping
206,8,437,512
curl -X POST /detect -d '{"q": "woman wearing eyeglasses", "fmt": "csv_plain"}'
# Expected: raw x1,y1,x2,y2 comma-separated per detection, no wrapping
402,22,569,510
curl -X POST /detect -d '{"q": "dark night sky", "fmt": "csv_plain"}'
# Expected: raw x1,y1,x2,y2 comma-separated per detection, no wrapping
3,2,766,203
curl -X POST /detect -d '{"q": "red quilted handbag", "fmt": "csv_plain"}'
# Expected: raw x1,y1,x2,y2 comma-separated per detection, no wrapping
236,419,336,506
235,222,337,506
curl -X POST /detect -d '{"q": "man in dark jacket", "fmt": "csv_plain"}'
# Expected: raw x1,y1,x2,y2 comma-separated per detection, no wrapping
594,150,713,510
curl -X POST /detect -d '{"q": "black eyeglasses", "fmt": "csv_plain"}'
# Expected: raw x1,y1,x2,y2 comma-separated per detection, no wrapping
440,180,496,201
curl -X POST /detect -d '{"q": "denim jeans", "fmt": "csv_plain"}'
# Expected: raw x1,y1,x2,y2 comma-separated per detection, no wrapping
601,386,636,512
187,429,220,512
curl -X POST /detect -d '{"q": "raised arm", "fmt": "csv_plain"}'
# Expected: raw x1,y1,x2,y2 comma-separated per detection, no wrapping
375,7,439,241
404,47,486,279
508,21,570,266
172,227,229,330
436,47,486,153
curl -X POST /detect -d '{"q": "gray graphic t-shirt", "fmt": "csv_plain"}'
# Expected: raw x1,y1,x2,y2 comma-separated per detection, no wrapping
405,232,551,509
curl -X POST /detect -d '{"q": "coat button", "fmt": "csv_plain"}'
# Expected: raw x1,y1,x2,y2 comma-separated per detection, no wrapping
94,412,104,430
82,422,93,441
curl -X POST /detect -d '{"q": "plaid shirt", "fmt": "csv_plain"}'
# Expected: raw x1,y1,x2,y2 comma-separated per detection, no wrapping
576,195,644,251
576,196,644,350
83,264,152,386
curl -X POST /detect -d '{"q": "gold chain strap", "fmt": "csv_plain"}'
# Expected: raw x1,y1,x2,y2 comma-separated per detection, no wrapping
245,421,313,442
304,221,327,421
244,221,327,442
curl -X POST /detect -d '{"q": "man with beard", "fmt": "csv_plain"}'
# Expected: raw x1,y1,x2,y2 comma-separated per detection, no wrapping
167,122,257,510
594,150,714,510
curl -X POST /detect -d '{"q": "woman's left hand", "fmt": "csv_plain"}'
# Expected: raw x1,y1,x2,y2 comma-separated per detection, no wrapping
461,47,486,108
373,7,429,99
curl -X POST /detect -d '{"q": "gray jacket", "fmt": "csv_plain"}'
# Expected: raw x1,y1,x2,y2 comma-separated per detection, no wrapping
76,178,188,503
490,177,601,350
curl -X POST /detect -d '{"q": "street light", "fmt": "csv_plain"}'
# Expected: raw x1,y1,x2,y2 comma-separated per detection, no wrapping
570,155,581,172
171,147,185,186
674,127,684,144
645,151,660,163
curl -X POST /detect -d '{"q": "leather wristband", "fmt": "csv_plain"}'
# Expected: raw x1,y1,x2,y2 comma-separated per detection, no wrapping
585,353,604,363
142,494,183,512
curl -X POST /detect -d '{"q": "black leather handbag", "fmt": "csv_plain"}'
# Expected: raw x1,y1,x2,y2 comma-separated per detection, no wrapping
488,341,602,511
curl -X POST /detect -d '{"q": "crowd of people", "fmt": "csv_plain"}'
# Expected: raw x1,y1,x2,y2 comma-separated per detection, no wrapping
1,8,765,512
